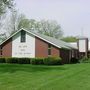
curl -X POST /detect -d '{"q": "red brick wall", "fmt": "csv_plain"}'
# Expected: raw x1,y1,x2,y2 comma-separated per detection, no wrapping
35,37,60,58
35,37,48,57
1,38,12,57
51,46,60,57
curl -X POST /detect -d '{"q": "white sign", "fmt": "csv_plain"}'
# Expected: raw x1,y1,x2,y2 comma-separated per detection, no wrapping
79,39,86,52
15,45,31,55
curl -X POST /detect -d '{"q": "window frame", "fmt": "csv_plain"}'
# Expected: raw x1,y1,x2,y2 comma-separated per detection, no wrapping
21,30,26,43
48,44,51,56
0,47,2,56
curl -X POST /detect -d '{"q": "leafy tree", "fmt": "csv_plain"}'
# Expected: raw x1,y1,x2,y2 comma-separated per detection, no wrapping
0,0,14,16
18,19,63,39
36,20,63,39
3,10,18,36
17,16,31,30
0,0,15,35
3,12,27,36
0,33,7,40
3,8,63,39
61,36,77,42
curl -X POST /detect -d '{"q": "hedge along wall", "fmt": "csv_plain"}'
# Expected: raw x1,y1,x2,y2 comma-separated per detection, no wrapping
0,57,62,65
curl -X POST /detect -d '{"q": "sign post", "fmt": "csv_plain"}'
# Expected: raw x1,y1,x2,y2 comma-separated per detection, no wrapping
78,37,88,58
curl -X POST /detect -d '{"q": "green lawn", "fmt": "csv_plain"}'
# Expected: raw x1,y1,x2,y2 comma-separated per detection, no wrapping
0,63,90,90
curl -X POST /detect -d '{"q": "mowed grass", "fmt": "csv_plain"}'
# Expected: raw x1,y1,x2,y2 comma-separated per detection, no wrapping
0,63,90,90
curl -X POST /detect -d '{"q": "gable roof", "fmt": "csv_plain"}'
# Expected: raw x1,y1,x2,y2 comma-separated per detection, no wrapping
0,28,77,49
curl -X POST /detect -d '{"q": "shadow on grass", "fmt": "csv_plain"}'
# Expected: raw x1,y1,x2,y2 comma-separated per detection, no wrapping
0,64,66,73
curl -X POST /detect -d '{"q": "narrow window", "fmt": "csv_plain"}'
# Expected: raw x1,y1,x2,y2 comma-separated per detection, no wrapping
1,51,2,55
0,47,2,49
21,30,26,42
48,44,51,56
0,47,2,56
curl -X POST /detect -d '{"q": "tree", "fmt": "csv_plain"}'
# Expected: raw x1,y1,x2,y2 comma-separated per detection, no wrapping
9,13,32,35
0,0,15,35
0,0,14,16
3,10,18,36
4,10,63,39
17,16,31,30
0,33,7,41
36,20,63,39
18,18,38,31
61,36,77,42
18,19,63,39
3,12,30,36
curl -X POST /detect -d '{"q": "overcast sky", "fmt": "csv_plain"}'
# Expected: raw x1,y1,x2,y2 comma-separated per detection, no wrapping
15,0,90,37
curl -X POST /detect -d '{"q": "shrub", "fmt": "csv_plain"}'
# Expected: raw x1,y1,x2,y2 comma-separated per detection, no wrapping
30,58,44,65
79,57,90,63
0,57,6,63
70,57,79,64
43,57,62,65
5,58,31,64
6,58,18,63
0,57,62,65
18,58,30,64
